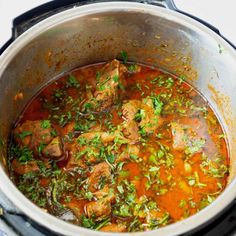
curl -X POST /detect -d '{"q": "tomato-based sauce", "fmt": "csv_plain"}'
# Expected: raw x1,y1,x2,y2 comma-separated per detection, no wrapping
8,59,229,232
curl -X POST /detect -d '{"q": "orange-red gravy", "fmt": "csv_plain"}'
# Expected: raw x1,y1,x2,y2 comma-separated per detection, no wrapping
8,61,229,232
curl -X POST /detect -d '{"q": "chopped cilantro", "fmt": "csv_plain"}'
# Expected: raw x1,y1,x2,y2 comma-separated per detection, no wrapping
41,120,51,129
17,130,32,140
117,185,124,194
185,138,205,155
81,215,96,228
114,204,132,217
106,154,116,164
151,95,163,115
113,75,119,83
10,145,33,164
66,75,80,88
120,50,128,64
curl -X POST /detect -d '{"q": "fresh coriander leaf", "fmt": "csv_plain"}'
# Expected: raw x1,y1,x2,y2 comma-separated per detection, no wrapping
41,120,51,129
81,215,96,228
114,204,132,217
120,50,128,64
151,96,163,115
106,154,116,164
149,166,159,172
10,145,33,164
67,75,80,88
113,75,119,83
117,185,124,194
17,130,32,140
119,170,130,178
185,138,205,155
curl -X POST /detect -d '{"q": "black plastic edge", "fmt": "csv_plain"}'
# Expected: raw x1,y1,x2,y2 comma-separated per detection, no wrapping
0,38,13,56
12,0,90,39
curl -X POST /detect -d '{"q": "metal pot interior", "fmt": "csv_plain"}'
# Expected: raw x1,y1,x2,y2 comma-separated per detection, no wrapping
0,2,236,235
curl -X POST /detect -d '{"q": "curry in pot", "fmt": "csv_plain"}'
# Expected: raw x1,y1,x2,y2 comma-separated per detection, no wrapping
8,59,229,232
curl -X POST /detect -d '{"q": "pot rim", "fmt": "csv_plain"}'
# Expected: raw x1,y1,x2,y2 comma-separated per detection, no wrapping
0,2,236,236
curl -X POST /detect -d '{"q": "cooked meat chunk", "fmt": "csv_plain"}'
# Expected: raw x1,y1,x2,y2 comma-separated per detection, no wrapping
93,185,110,199
93,185,116,203
100,223,126,232
122,100,142,122
14,120,53,153
65,139,103,169
85,198,111,220
42,137,63,159
88,162,111,192
116,144,140,163
12,159,39,175
122,98,162,135
64,142,80,168
94,59,124,111
171,121,206,155
122,120,140,143
78,145,101,164
85,59,126,111
171,122,187,150
79,131,115,144
79,130,128,145
139,99,161,134
66,155,85,169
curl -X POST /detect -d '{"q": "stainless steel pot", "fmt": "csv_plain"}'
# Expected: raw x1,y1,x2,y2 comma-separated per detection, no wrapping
0,1,236,235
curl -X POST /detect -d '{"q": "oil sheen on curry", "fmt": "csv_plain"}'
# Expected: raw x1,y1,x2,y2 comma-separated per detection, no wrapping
8,59,229,232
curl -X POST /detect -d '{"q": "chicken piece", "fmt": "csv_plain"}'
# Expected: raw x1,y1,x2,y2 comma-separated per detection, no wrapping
93,185,110,199
64,141,85,169
79,130,128,145
85,198,111,220
171,121,206,155
88,162,111,192
122,100,142,122
78,145,101,164
128,144,140,157
100,223,126,232
94,59,125,111
79,131,115,144
122,99,162,135
12,159,39,175
66,155,85,170
171,122,186,150
116,144,140,163
14,120,53,153
42,136,63,159
65,138,104,170
122,120,140,143
139,101,161,134
93,185,116,203
85,59,126,112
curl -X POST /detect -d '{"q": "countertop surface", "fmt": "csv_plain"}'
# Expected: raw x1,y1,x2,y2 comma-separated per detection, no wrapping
0,0,236,48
